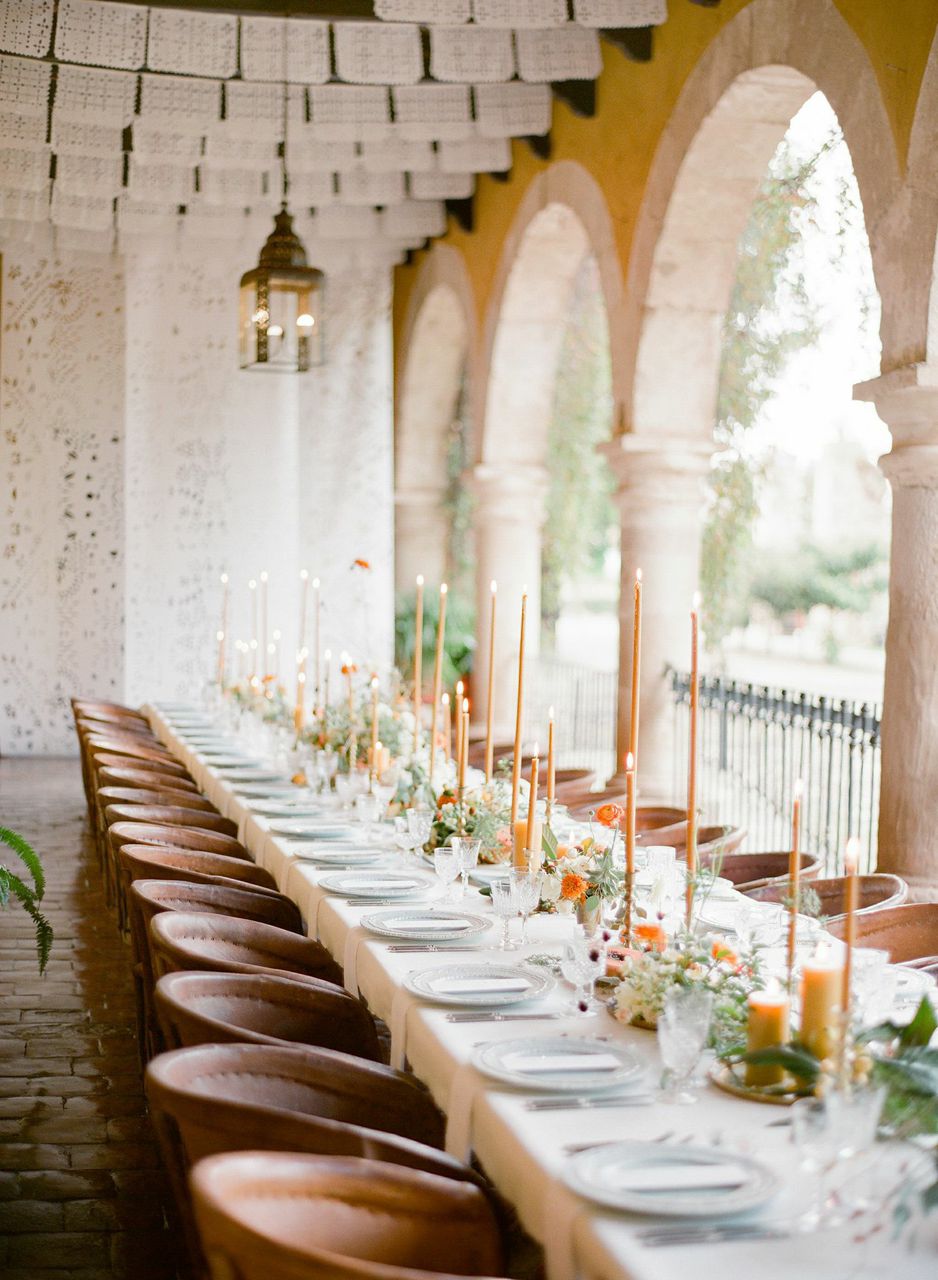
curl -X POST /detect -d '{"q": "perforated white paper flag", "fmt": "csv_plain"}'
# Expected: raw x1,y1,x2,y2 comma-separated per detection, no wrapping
430,27,514,82
131,123,203,164
475,83,551,136
309,86,391,141
50,188,113,231
573,0,667,25
199,166,267,205
285,171,335,205
0,0,53,58
409,168,474,199
139,75,222,134
203,132,278,168
360,137,434,173
439,136,510,172
314,204,380,240
382,200,446,239
0,111,48,150
127,157,195,204
392,84,472,140
147,9,237,78
54,225,114,253
338,169,405,205
240,17,331,84
0,186,49,222
55,151,123,197
472,0,566,27
183,204,254,241
54,64,136,125
376,0,469,21
516,26,602,80
0,147,49,192
52,118,124,157
117,199,181,236
0,54,51,119
286,137,358,173
334,22,423,86
55,0,147,69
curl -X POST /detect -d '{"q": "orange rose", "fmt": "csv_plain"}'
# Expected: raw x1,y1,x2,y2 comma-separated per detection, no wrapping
560,872,588,903
711,938,738,966
596,803,626,828
554,844,572,859
634,921,667,953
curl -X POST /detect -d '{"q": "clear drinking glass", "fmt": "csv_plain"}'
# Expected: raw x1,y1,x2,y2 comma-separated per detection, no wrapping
406,810,433,858
656,985,713,1104
490,877,518,950
560,932,603,1015
433,846,461,902
354,792,380,843
510,867,542,946
451,837,481,899
791,1094,851,1228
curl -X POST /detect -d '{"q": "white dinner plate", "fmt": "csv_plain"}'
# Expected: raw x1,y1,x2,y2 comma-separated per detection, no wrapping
404,963,552,1007
361,910,491,943
247,800,326,817
468,864,512,887
295,849,385,867
236,784,307,799
208,757,266,769
563,1140,779,1217
318,872,433,899
268,821,356,840
473,1035,642,1093
220,770,288,784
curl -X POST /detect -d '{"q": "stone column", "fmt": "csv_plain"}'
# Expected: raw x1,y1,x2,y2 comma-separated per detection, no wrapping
856,366,938,900
601,435,711,799
394,487,449,591
470,463,549,739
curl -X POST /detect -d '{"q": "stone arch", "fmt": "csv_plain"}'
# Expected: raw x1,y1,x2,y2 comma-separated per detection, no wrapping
907,26,938,370
394,245,476,590
624,0,900,441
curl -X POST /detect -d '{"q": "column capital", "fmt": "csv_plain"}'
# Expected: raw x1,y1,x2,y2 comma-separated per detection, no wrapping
469,462,550,513
879,444,938,489
598,434,711,506
855,363,938,448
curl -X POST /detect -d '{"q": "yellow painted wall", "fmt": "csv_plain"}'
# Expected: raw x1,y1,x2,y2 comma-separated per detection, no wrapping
393,0,938,367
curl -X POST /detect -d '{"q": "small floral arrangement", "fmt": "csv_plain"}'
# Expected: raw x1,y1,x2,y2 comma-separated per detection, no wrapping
538,831,621,915
611,933,762,1049
428,779,516,863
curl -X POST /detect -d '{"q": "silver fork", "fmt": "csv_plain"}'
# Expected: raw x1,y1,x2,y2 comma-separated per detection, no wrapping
564,1129,677,1154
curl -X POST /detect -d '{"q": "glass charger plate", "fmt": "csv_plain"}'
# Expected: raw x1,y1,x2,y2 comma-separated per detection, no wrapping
318,872,432,899
472,1035,642,1093
404,963,552,1007
361,909,491,942
563,1139,779,1217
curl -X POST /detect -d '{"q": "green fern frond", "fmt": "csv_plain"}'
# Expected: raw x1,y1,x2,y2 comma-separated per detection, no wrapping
0,826,46,899
0,867,53,974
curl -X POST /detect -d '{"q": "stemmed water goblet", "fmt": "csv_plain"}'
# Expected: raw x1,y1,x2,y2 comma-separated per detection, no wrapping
354,792,380,844
490,877,518,950
791,1085,886,1227
433,845,461,902
450,837,481,900
656,985,713,1103
560,930,604,1015
509,867,542,946
406,810,433,860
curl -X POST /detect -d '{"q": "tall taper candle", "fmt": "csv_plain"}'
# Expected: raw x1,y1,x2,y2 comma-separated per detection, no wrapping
218,572,229,685
510,590,528,829
485,580,497,782
787,779,803,993
413,575,424,753
298,569,309,655
370,676,380,781
685,594,700,927
525,749,539,859
459,697,469,794
249,579,258,676
294,662,306,734
629,569,642,767
546,705,555,822
312,577,321,713
454,680,464,767
260,571,269,679
442,693,452,762
323,649,331,711
428,583,448,788
841,838,860,1017
625,751,635,946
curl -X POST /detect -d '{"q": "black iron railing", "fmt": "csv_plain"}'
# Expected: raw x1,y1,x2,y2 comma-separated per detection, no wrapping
669,669,881,873
527,656,618,780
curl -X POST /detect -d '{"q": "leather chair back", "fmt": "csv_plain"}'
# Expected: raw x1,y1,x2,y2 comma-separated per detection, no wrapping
119,844,277,894
104,804,237,838
826,903,938,963
190,1152,505,1280
154,970,380,1061
98,766,201,793
716,850,821,891
148,911,343,989
131,879,303,936
98,786,216,814
93,750,192,780
744,872,907,917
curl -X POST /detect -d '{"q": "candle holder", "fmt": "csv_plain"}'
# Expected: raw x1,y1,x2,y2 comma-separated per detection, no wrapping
623,869,634,950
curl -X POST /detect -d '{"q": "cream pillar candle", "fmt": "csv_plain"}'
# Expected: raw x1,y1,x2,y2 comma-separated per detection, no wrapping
745,987,791,1087
800,950,843,1061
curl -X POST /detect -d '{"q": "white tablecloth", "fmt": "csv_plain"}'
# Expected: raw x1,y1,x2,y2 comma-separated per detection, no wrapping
146,705,935,1280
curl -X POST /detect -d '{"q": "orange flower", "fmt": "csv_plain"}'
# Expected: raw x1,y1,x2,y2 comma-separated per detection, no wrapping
352,558,371,570
596,803,626,828
560,872,588,903
554,844,572,859
340,662,358,676
634,921,667,953
711,938,738,966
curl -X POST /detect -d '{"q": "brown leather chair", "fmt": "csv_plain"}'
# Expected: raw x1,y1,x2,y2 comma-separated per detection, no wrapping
715,850,821,891
148,911,343,990
72,698,149,722
128,880,305,1061
678,825,748,862
154,971,380,1061
97,765,201,794
104,804,238,838
827,903,938,963
93,750,193,782
546,768,597,800
108,822,253,928
98,786,217,814
147,1044,471,1279
190,1152,505,1280
743,872,907,918
119,844,279,894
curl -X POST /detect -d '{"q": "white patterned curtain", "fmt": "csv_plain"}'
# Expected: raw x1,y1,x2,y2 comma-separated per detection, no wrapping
55,64,137,125
573,0,667,25
0,146,50,192
375,0,470,22
314,204,381,240
472,0,567,26
55,151,123,197
337,169,406,205
138,74,222,134
409,168,474,199
438,136,511,172
126,157,195,204
360,138,434,173
382,199,446,239
392,84,473,141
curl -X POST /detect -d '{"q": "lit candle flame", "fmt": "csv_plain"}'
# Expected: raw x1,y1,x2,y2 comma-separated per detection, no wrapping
625,751,635,771
845,836,861,874
548,704,554,721
490,579,497,594
636,568,642,583
300,569,308,581
416,573,424,586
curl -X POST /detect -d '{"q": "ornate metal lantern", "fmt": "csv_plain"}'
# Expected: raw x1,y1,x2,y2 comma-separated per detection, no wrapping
239,207,324,373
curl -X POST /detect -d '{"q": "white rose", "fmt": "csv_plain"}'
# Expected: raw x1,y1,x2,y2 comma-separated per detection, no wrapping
541,874,562,903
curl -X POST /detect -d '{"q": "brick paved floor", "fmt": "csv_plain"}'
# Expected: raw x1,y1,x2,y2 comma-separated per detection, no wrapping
0,758,175,1280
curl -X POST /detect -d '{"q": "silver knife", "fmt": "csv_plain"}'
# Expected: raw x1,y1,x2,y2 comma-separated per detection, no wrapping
387,944,480,953
446,1011,564,1023
638,1226,790,1247
526,1094,651,1111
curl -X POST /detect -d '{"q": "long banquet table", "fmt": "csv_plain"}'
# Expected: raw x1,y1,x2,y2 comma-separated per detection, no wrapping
147,705,935,1280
